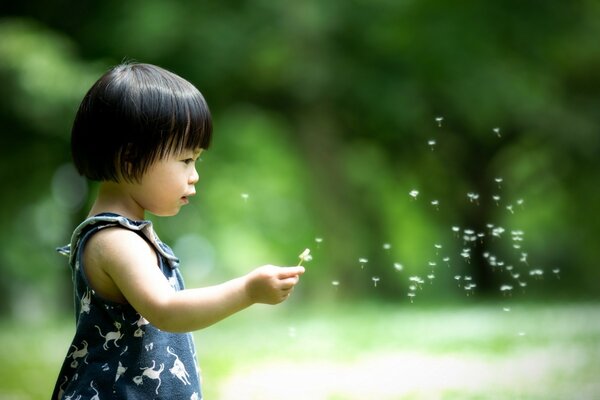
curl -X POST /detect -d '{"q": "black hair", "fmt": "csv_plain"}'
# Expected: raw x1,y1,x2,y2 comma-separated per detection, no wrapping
71,62,212,182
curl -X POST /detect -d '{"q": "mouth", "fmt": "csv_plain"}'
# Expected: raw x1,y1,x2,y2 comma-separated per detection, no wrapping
181,192,196,204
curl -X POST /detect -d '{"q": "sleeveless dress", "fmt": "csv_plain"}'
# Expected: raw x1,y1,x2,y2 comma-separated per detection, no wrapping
52,213,202,400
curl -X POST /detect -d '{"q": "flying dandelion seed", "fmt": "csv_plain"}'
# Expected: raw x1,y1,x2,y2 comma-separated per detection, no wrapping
493,127,501,137
427,274,435,282
407,292,416,303
383,243,391,250
358,258,368,269
506,204,514,214
409,190,419,200
503,307,511,312
454,275,462,287
241,193,249,202
467,192,480,204
428,139,437,151
552,268,560,279
517,198,525,208
495,177,503,188
529,269,544,279
435,116,444,127
500,284,513,295
443,256,451,266
428,261,437,268
393,263,403,272
520,252,529,265
492,195,501,206
331,280,340,287
371,276,380,287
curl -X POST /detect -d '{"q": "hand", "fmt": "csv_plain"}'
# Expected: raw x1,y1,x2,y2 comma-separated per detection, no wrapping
244,265,305,305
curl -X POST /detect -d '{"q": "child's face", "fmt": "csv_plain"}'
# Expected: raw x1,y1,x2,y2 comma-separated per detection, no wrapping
128,148,202,217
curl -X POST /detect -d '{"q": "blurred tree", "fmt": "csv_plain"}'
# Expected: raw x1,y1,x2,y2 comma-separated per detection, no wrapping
1,0,600,317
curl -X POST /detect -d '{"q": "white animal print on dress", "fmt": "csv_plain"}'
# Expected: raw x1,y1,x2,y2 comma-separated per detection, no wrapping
67,340,89,368
115,361,127,382
80,289,91,314
56,376,68,400
133,360,164,395
95,322,124,350
167,346,191,385
90,380,100,400
132,314,150,337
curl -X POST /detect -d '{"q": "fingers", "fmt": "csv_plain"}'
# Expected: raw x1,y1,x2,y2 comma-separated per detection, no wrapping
277,266,305,279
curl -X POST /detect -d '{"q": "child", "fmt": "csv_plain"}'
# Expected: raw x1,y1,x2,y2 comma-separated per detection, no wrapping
52,62,305,399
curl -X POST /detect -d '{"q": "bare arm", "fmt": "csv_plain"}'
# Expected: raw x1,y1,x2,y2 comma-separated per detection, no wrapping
83,228,305,333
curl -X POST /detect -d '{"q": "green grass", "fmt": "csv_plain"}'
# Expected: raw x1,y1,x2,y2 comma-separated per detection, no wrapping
2,302,599,399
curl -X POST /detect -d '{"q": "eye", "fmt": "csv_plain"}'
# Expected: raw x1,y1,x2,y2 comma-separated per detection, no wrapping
183,158,195,165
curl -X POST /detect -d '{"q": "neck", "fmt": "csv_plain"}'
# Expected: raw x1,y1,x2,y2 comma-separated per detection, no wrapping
88,181,146,221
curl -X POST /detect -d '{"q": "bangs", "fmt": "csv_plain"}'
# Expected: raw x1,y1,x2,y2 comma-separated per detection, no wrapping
125,65,213,179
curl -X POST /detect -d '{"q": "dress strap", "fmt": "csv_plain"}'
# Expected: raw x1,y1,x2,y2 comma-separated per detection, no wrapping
56,213,180,269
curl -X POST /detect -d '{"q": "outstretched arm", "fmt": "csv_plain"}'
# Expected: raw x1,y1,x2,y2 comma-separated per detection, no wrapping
83,227,305,333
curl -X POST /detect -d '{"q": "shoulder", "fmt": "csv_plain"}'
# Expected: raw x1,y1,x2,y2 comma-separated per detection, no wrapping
83,226,158,271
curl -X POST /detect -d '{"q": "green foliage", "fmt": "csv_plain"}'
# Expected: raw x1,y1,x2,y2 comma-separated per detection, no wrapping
1,1,600,317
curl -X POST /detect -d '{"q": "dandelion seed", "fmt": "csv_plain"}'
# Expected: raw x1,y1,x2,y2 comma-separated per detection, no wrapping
495,177,503,188
552,268,560,279
503,307,511,312
492,227,505,237
315,237,323,245
331,280,340,287
517,198,525,208
506,204,514,214
393,263,404,272
529,269,544,279
358,258,368,269
520,252,528,265
500,284,513,295
435,116,444,127
431,199,440,210
452,226,460,237
407,292,416,303
241,193,249,202
493,127,501,138
427,274,435,282
409,190,419,199
288,326,297,338
372,276,380,287
383,243,392,250
428,139,437,151
518,331,526,337
428,261,437,267
443,256,451,266
297,248,312,266
464,283,476,296
492,195,501,205
467,192,480,204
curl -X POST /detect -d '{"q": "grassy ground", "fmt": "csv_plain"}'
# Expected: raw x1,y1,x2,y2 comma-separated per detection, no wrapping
1,302,599,399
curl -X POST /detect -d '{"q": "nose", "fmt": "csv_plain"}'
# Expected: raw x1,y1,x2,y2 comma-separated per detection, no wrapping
189,166,199,185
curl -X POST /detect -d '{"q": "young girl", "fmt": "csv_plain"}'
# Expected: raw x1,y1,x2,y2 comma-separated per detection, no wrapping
52,62,305,399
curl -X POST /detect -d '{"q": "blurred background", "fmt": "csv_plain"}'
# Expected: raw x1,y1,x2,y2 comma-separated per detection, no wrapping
1,1,599,399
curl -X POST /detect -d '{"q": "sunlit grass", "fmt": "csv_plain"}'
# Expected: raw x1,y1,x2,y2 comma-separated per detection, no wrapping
1,302,599,399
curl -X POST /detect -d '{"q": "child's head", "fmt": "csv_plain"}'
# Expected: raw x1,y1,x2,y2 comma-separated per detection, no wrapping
71,62,212,183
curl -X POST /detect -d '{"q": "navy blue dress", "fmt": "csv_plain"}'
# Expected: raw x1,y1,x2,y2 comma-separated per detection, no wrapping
52,214,202,399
